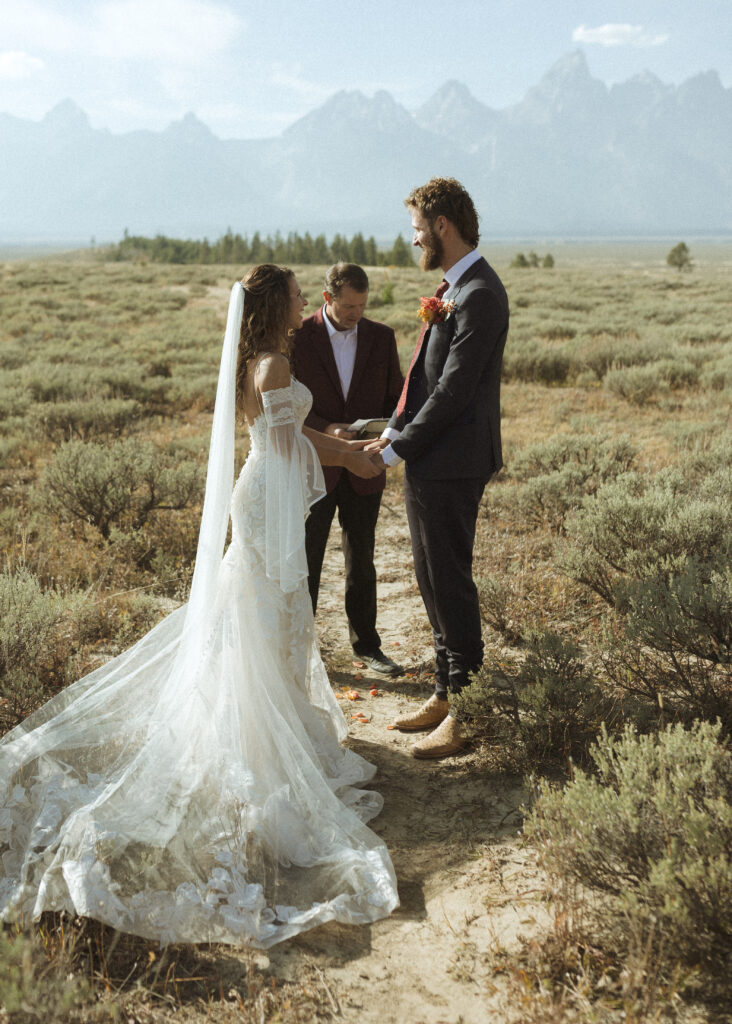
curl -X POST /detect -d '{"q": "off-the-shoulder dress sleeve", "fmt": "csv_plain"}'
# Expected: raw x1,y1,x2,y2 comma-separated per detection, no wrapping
261,385,326,593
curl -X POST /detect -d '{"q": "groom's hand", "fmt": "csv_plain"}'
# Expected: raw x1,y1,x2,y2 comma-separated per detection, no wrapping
325,422,357,440
364,437,389,452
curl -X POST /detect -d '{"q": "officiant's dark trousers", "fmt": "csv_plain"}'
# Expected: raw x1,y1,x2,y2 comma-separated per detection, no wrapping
305,473,382,656
404,470,486,697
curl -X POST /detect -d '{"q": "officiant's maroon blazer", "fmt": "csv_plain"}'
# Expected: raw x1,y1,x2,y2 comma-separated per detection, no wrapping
293,307,403,495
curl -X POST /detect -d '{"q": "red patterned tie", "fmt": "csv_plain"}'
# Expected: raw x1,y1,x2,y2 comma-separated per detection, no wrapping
395,280,449,417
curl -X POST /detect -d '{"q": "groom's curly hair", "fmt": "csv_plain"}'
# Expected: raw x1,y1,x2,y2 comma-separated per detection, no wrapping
405,177,480,248
236,264,295,413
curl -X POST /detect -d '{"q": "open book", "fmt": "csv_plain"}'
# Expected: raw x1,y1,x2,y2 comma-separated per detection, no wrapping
347,417,390,439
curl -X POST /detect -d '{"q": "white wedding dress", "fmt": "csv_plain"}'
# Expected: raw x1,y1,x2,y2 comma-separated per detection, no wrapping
0,286,398,947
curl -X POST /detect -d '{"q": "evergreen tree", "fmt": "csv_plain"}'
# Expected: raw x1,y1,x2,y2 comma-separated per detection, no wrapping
365,236,378,266
667,241,692,271
313,234,330,262
387,234,413,267
349,232,368,265
330,234,349,261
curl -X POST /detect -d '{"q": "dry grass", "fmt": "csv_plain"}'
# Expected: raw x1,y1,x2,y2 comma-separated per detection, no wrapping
1,249,731,1023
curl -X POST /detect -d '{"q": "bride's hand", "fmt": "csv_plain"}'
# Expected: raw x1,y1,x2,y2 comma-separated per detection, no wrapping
346,450,383,479
364,438,389,452
346,438,370,451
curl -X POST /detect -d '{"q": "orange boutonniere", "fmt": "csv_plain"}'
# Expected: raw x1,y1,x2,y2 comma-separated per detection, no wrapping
417,295,456,325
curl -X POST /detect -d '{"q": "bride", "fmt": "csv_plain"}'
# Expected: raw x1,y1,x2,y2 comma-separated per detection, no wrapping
0,265,399,948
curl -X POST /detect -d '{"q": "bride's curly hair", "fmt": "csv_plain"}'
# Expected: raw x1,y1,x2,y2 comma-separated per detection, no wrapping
235,264,295,412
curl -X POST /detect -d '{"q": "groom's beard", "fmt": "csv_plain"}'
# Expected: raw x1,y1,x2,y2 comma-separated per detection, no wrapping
419,227,443,272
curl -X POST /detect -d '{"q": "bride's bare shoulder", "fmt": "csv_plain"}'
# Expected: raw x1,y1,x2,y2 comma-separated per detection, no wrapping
253,351,291,392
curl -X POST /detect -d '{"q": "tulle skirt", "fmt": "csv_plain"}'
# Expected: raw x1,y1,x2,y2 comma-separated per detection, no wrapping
0,537,398,947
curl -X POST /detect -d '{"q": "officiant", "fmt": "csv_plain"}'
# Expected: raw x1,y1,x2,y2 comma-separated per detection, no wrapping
293,262,404,676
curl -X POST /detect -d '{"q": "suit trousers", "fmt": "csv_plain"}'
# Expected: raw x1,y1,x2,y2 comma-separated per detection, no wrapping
404,470,487,697
305,473,382,655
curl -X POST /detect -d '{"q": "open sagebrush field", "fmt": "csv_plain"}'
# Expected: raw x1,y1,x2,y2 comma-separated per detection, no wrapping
1,249,731,1023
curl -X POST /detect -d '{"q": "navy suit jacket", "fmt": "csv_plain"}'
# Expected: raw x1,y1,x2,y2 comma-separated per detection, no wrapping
388,256,508,480
293,308,403,495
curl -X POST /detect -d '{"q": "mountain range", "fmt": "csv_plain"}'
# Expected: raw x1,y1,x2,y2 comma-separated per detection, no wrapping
1,51,730,243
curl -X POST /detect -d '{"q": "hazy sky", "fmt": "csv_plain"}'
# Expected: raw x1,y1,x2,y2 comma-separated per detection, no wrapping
1,0,730,138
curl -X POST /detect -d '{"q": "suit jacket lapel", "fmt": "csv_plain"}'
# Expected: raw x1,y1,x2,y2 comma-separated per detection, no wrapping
311,307,344,399
348,321,373,402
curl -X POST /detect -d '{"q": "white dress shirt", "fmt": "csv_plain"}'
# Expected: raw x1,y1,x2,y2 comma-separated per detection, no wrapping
323,305,358,399
381,248,483,467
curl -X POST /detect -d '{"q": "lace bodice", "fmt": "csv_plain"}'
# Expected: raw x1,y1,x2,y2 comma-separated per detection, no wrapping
230,380,324,593
247,377,313,450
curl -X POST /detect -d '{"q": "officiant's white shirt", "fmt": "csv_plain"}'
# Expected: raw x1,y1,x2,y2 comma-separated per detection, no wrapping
381,248,483,466
323,305,357,399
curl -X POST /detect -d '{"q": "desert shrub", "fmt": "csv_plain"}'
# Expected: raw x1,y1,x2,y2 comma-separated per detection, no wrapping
115,592,169,644
563,456,732,732
540,323,576,341
453,629,614,767
41,438,202,540
25,364,91,403
503,341,571,385
603,364,669,404
369,280,396,307
504,434,636,532
0,569,95,727
573,335,665,382
654,356,700,388
36,398,144,442
0,437,24,466
602,561,732,733
0,386,30,421
147,359,172,377
510,433,636,482
0,921,94,1024
168,371,219,411
476,574,523,645
562,465,732,605
0,567,61,685
526,721,732,976
701,350,732,391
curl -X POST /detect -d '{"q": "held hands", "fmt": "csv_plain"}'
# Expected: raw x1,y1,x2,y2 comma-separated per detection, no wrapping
364,437,389,452
346,449,387,479
347,438,387,475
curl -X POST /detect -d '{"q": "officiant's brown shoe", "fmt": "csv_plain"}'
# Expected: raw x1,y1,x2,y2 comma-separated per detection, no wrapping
391,694,449,732
412,715,466,759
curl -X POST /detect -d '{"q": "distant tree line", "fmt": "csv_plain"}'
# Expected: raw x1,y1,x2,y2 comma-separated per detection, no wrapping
105,229,415,267
510,250,554,269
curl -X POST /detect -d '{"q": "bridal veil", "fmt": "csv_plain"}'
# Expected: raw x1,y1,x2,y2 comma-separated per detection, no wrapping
0,284,398,946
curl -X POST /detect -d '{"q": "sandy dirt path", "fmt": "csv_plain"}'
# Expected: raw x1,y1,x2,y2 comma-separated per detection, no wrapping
260,485,549,1024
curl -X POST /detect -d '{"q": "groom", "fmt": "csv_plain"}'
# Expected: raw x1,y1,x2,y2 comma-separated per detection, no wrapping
372,177,509,758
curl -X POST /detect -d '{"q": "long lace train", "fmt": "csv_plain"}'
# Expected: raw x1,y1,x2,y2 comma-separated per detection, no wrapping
0,379,398,946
